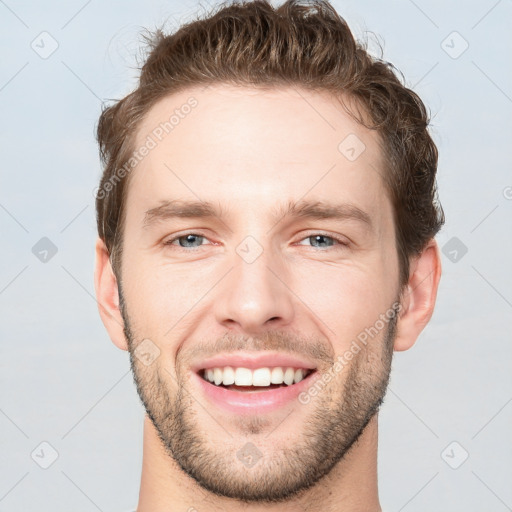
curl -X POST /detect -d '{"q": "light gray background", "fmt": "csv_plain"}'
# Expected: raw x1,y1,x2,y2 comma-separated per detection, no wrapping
1,0,511,511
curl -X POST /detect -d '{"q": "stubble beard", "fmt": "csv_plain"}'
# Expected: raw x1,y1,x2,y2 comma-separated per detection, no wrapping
119,287,399,504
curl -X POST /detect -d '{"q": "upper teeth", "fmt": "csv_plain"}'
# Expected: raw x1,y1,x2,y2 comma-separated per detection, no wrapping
202,367,310,386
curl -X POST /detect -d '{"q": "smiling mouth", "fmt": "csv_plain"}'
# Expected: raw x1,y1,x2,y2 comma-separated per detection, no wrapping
198,367,317,392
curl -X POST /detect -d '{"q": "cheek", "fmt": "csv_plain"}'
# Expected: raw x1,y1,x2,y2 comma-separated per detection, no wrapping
291,259,394,346
122,237,398,345
122,258,214,332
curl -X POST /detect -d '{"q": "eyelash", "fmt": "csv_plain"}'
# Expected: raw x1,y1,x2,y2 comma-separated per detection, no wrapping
163,231,349,252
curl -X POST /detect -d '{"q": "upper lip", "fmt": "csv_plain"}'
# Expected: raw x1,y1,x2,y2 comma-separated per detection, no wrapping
190,352,318,372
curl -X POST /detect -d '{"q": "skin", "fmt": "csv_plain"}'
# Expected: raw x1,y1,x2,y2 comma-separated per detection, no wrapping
94,84,442,512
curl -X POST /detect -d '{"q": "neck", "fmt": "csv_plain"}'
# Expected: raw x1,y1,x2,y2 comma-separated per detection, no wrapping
136,414,382,512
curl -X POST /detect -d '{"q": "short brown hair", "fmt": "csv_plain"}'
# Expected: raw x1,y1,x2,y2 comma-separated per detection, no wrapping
96,0,444,289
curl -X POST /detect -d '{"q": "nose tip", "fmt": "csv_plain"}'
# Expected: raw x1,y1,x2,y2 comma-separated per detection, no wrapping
214,257,295,335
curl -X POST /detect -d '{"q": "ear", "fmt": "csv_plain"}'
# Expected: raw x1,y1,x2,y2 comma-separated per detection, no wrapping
394,238,442,352
94,237,128,351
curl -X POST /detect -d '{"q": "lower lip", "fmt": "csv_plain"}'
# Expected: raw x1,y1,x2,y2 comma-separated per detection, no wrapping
191,370,319,415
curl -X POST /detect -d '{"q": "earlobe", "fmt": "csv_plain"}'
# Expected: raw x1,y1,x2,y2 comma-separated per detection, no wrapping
393,239,442,352
94,237,128,351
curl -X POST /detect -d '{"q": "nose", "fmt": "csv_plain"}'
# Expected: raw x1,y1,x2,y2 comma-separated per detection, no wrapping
213,242,295,335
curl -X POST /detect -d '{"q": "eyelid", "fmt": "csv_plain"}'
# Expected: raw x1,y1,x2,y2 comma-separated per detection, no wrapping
163,230,213,246
163,230,350,250
295,230,350,247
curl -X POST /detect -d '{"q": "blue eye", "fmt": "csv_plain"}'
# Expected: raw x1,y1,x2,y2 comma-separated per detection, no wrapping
165,233,207,249
300,233,347,249
163,231,347,252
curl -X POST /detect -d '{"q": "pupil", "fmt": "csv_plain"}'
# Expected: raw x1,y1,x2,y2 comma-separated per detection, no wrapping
312,235,332,247
181,234,202,247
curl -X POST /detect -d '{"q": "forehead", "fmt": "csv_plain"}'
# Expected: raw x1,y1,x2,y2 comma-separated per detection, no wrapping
126,84,389,225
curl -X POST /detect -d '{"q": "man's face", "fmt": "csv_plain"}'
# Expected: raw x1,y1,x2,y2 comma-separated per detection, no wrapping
118,85,402,502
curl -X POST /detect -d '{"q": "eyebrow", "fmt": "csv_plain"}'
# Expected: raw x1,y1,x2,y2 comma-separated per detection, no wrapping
142,198,373,232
